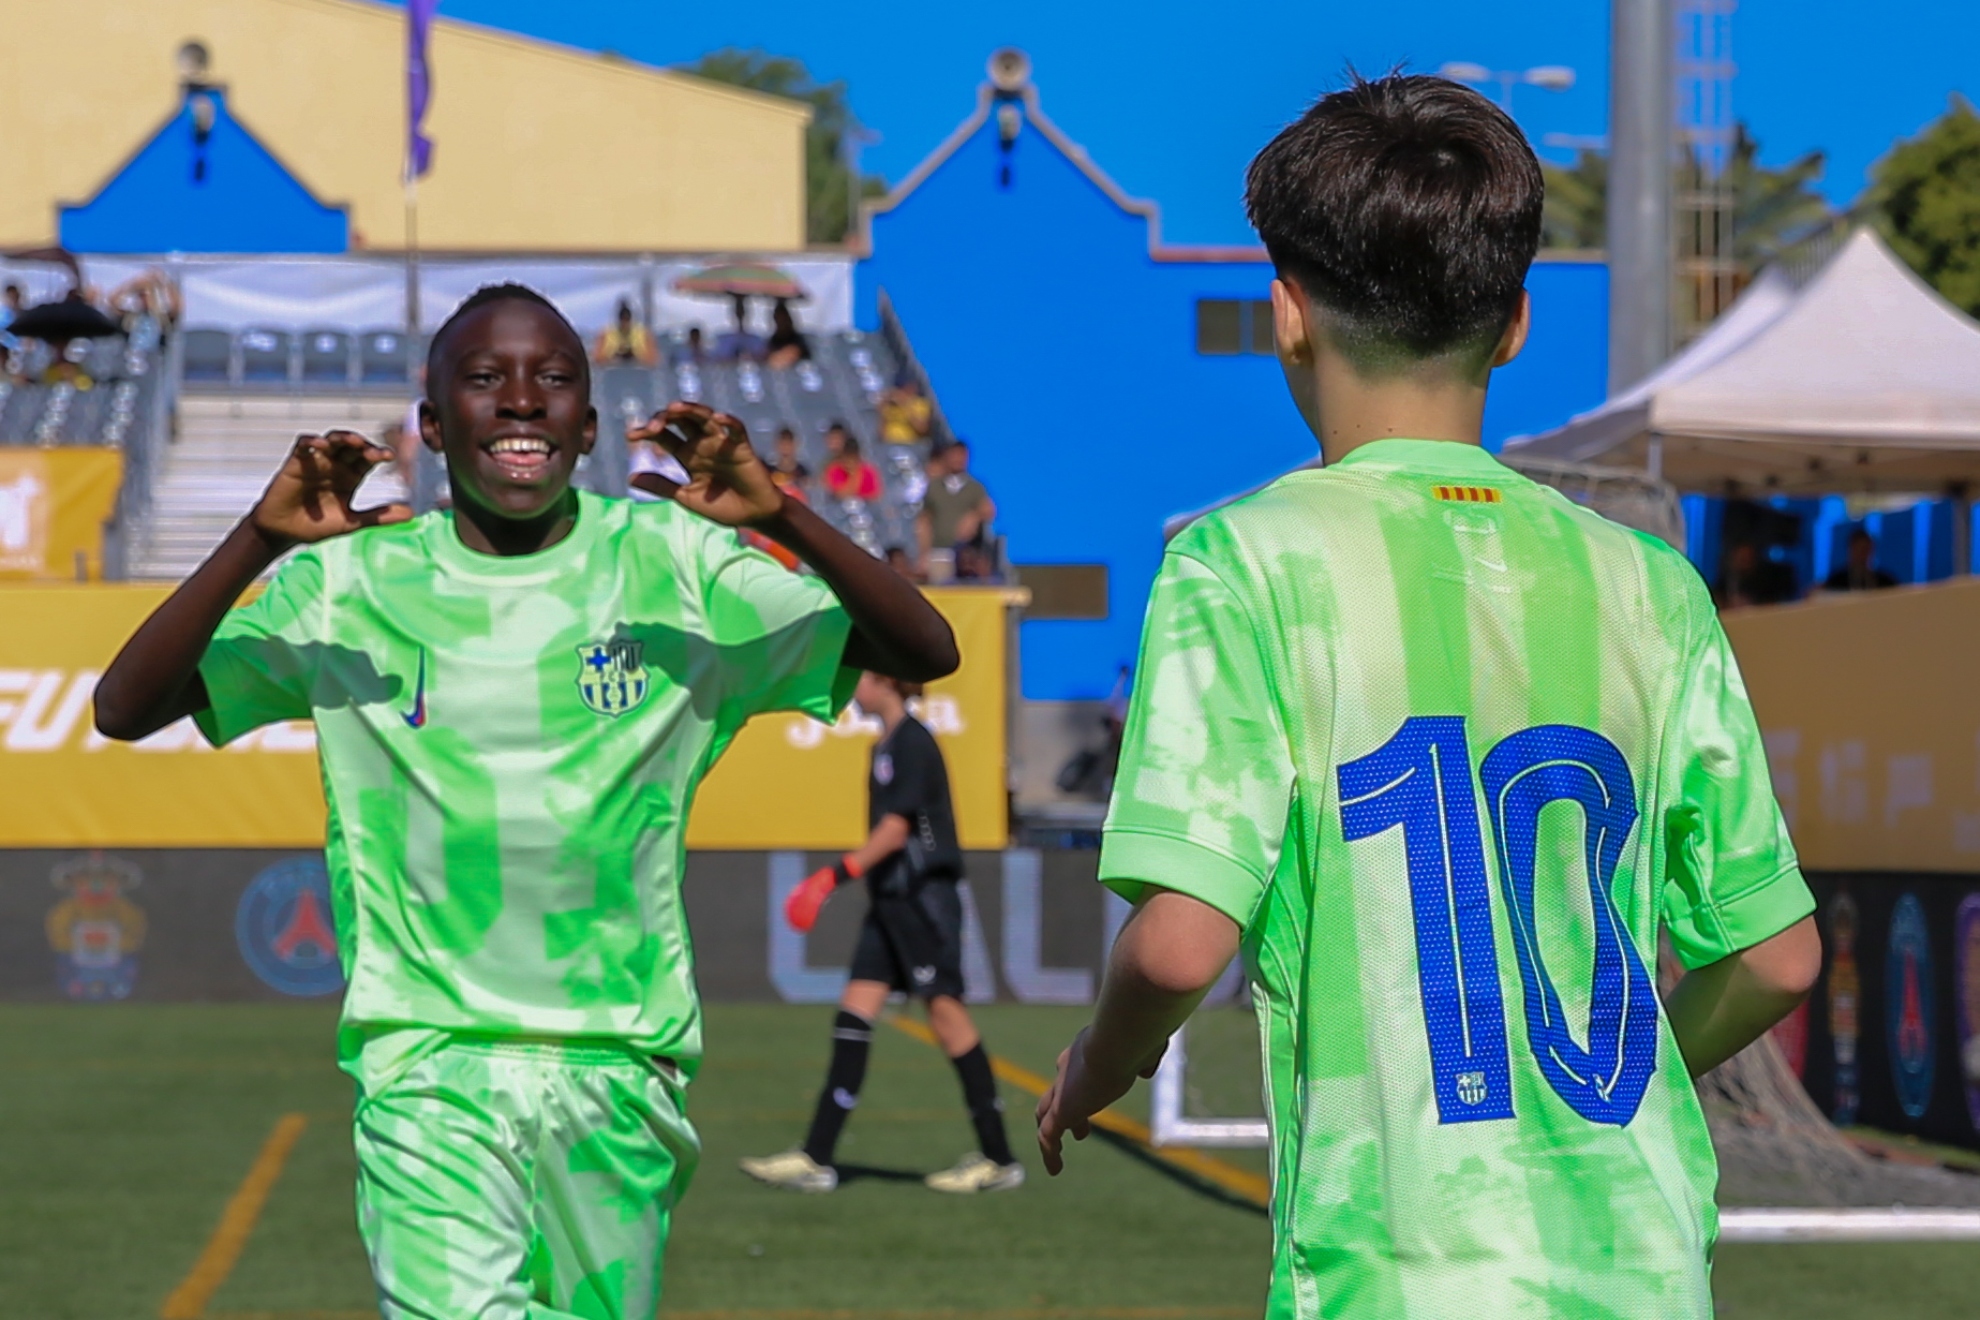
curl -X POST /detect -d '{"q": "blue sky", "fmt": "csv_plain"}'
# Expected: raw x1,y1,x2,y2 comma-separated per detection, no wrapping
424,0,1977,246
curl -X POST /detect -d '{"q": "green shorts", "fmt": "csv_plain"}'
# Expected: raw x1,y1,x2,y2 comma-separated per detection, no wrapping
350,1032,699,1320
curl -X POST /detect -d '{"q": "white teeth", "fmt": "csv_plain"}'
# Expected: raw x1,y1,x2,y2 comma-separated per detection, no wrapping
489,438,552,455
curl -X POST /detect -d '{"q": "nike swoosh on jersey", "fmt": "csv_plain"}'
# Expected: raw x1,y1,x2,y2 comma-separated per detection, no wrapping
402,650,427,728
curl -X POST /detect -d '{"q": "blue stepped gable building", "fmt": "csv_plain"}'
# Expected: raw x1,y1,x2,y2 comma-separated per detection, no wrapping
60,82,348,255
858,56,1609,701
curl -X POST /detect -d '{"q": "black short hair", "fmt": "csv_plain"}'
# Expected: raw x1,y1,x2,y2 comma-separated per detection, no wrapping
1245,72,1543,366
426,282,583,384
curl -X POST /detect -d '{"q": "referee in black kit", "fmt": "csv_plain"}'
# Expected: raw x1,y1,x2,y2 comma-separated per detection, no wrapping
741,671,1023,1195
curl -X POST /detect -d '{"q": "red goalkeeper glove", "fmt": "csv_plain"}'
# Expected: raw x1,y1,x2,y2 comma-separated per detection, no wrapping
785,856,861,933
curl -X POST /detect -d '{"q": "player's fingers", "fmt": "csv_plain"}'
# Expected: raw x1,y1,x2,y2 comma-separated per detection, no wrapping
707,410,750,450
353,502,415,529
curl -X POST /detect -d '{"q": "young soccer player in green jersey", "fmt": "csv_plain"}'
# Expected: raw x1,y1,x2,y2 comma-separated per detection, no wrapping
1036,77,1822,1318
93,284,958,1320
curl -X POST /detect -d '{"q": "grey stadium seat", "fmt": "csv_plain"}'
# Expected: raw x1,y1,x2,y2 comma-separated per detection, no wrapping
182,328,234,384
239,329,293,385
359,329,411,385
300,329,353,386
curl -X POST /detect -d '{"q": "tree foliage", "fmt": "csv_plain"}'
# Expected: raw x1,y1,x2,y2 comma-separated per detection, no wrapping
678,49,888,246
1866,96,1980,317
1541,126,1834,271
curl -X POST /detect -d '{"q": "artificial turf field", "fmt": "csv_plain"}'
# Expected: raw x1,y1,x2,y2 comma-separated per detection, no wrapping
7,1003,1980,1320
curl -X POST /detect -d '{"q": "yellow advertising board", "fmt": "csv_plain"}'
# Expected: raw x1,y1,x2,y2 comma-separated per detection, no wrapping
0,584,1013,850
1724,576,1980,873
0,448,122,581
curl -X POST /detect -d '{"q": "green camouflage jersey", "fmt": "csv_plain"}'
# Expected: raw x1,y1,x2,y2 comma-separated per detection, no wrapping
196,491,854,1074
1101,439,1812,1320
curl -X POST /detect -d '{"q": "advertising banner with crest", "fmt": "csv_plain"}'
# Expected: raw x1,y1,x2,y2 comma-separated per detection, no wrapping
0,583,1013,848
0,448,121,581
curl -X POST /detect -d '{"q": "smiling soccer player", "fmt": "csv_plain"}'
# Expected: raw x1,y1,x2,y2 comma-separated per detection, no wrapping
93,284,957,1320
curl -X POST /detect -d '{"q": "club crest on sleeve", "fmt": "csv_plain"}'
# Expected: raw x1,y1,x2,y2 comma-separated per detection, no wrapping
874,752,894,785
576,639,650,717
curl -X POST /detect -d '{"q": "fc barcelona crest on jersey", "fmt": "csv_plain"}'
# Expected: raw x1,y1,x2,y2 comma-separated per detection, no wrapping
576,639,650,717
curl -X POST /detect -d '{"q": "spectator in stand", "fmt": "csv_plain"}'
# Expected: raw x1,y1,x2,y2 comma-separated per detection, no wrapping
1714,541,1796,609
824,430,882,504
880,375,933,446
0,283,22,353
678,326,707,366
714,293,764,362
1822,526,1899,593
770,426,811,494
884,545,923,583
765,298,811,369
592,299,659,366
105,269,183,333
917,439,996,576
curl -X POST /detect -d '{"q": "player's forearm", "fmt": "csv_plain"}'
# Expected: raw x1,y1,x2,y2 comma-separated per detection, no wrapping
1083,890,1241,1082
757,496,959,682
94,518,287,740
846,814,911,876
1665,916,1822,1078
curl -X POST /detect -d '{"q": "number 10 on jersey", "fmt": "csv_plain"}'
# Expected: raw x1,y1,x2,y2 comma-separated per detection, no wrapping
1338,717,1659,1128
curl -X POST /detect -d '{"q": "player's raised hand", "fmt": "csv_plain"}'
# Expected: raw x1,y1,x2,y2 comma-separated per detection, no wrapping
628,401,783,528
252,431,413,547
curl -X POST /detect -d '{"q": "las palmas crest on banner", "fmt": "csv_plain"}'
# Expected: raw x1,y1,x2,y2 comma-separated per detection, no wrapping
45,851,146,1001
577,639,650,718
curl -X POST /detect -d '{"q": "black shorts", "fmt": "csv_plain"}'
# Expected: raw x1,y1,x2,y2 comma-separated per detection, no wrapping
847,878,965,1000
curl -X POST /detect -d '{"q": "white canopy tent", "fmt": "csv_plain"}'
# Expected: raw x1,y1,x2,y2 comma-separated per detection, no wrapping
1505,229,1980,498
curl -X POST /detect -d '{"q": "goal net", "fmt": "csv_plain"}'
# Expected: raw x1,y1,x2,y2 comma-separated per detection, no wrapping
1152,994,1980,1241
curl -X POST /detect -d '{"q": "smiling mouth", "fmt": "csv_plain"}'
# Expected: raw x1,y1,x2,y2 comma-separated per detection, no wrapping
482,436,558,478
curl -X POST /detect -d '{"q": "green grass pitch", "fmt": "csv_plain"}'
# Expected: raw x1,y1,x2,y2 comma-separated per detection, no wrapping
3,1002,1978,1319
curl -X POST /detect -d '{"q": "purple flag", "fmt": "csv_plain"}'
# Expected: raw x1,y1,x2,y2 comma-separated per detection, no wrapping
407,0,440,178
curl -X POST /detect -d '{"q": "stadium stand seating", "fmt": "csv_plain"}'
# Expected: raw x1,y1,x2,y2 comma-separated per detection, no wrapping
139,321,976,580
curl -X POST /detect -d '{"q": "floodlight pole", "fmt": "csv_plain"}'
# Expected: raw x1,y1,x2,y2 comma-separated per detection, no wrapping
1607,0,1675,394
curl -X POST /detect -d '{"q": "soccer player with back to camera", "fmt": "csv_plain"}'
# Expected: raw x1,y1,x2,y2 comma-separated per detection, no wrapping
1035,76,1821,1318
91,285,957,1320
743,670,1022,1194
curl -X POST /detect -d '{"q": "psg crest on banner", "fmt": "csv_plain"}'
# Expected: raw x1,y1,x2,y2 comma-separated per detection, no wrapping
1956,894,1980,1132
45,852,146,1001
1887,892,1936,1121
236,856,344,997
1827,892,1861,1125
576,639,650,717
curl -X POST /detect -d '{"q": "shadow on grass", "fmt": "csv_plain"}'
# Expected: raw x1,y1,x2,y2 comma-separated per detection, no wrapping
834,1162,929,1185
1092,1129,1270,1218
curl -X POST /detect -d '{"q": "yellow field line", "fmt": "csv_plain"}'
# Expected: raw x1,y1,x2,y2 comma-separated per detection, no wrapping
160,1113,309,1320
883,1016,1271,1208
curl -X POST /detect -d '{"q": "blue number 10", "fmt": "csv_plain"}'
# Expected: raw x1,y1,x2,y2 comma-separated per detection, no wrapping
1338,717,1658,1128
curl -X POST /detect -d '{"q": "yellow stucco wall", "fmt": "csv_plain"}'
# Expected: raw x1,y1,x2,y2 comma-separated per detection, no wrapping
0,0,809,251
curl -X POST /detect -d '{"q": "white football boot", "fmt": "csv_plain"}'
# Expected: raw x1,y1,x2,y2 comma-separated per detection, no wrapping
739,1149,839,1193
924,1152,1026,1194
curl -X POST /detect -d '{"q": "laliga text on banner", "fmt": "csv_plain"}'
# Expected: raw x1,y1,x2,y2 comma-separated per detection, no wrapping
0,670,315,754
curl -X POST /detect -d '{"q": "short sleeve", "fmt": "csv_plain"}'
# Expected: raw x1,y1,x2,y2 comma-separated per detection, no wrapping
700,530,857,724
1660,593,1814,968
873,724,934,822
1099,550,1295,929
192,551,328,747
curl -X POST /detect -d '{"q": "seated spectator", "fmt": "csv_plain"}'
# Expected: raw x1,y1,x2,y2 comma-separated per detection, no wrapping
1714,540,1797,610
770,426,811,493
918,439,996,572
714,293,765,362
592,299,658,366
764,298,811,370
880,375,933,445
0,283,24,352
679,326,707,365
884,545,923,582
823,431,882,503
1823,526,1899,592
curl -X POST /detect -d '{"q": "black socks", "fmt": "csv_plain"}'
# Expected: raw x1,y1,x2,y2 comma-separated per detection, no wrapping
802,1009,873,1166
949,1042,1014,1166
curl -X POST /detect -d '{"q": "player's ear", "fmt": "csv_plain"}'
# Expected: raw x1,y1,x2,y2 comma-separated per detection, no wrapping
1270,278,1312,367
1489,290,1531,369
580,404,599,455
418,400,443,453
